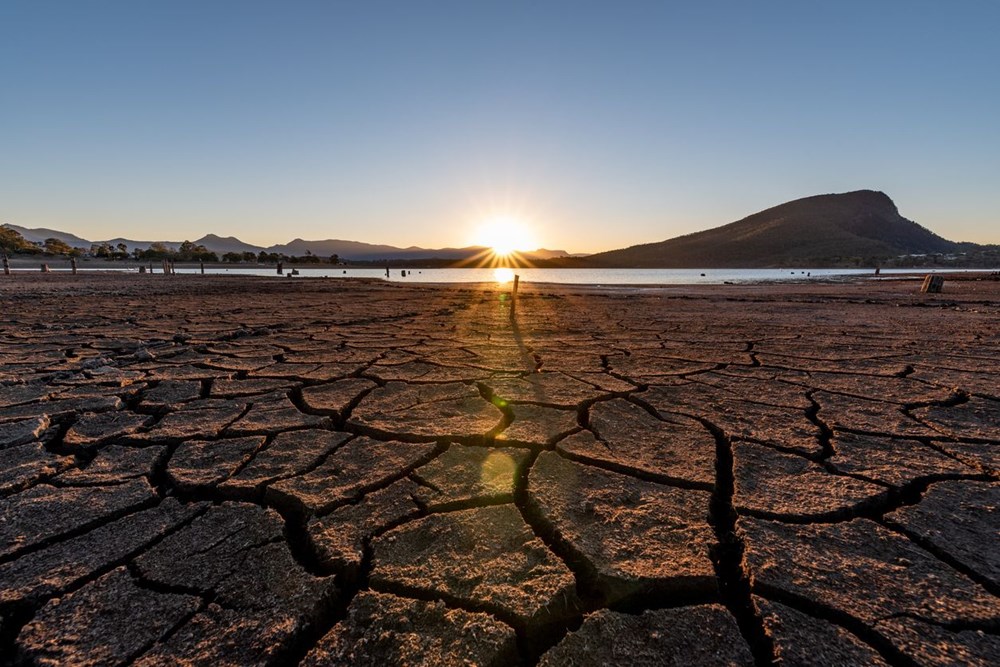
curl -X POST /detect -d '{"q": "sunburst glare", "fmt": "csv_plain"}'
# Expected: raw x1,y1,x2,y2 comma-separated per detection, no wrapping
472,216,537,257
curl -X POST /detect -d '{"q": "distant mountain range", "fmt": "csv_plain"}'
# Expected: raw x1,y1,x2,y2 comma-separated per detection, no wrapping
6,191,996,267
582,190,994,268
266,238,571,261
2,224,571,262
6,226,95,249
5,225,189,253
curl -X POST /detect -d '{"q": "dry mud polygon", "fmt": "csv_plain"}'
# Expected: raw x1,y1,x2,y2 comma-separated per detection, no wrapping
0,273,998,665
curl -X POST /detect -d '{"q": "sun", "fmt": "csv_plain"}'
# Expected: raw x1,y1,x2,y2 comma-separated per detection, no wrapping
472,216,537,257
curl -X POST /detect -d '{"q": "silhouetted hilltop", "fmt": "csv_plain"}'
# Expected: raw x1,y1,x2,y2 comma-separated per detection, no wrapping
193,234,262,255
586,190,966,268
0,224,569,262
3,224,92,248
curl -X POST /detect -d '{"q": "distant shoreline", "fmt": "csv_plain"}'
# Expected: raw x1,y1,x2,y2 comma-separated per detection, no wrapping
5,258,998,289
8,256,1000,273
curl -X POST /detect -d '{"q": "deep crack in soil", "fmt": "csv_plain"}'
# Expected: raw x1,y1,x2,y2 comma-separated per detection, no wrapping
0,274,997,666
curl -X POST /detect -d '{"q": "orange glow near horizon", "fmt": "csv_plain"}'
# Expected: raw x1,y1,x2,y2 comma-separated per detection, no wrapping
452,214,541,271
471,216,538,257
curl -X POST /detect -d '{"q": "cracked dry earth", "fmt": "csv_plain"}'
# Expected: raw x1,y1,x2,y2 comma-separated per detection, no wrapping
0,274,998,667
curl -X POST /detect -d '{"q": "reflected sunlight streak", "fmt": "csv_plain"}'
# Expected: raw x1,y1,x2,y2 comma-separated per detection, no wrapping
493,267,515,283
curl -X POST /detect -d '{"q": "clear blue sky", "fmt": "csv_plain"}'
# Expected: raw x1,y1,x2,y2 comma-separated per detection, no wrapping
2,1,998,252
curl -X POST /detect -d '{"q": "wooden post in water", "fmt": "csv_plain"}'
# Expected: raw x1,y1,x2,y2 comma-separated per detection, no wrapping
41,263,50,273
509,274,520,320
139,265,146,274
71,257,77,274
277,262,283,275
2,251,9,275
200,261,205,274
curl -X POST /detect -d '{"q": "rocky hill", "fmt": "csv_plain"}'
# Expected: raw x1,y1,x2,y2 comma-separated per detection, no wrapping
586,190,966,268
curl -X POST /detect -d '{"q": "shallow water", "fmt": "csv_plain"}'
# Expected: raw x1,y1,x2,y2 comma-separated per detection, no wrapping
174,266,992,285
17,265,995,285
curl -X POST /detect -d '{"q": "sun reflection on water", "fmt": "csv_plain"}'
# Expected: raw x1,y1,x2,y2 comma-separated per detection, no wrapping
493,267,515,284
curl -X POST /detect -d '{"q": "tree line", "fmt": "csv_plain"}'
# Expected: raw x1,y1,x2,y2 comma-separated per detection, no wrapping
2,226,342,265
220,251,340,264
84,241,218,262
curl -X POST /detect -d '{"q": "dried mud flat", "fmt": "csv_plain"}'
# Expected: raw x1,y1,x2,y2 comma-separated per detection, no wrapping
1,273,998,666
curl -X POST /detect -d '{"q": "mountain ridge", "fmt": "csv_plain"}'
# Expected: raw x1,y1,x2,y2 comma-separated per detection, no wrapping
583,190,979,268
5,191,995,267
1,224,570,261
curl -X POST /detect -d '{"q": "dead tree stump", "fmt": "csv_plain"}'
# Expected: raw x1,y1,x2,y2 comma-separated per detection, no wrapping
509,274,520,320
921,275,944,294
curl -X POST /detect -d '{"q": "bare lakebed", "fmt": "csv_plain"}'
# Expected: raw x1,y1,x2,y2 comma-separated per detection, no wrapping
0,273,998,666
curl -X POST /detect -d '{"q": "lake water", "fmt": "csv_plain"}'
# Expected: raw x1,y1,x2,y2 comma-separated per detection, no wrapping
19,265,993,285
171,266,982,284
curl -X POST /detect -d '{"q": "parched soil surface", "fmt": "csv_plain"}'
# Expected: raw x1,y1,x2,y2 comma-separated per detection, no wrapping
1,273,998,666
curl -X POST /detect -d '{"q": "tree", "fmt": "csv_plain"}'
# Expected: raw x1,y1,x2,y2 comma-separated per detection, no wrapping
90,243,113,258
1,225,39,255
44,237,74,255
329,254,340,264
170,240,215,262
142,242,171,260
222,252,242,263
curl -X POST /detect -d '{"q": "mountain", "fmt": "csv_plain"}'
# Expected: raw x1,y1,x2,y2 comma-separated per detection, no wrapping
4,225,185,252
267,238,434,260
1,224,569,261
265,238,569,262
102,238,183,252
586,190,965,268
524,248,574,259
194,234,264,255
4,224,92,248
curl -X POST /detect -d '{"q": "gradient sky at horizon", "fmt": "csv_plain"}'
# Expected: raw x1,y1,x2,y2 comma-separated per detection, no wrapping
1,1,998,253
